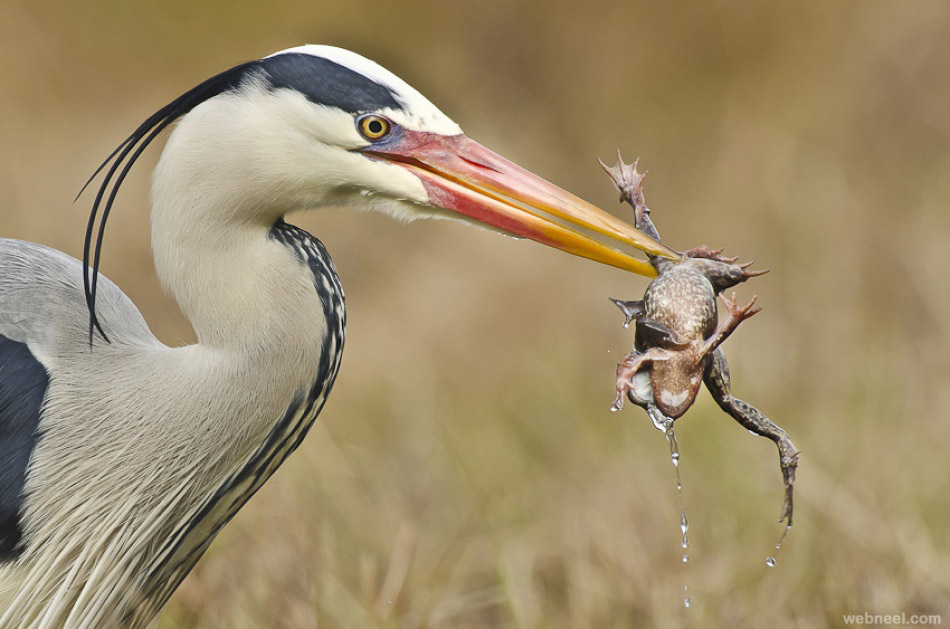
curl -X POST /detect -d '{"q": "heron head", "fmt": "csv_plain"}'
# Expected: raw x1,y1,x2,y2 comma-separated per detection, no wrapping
156,45,675,276
90,45,680,324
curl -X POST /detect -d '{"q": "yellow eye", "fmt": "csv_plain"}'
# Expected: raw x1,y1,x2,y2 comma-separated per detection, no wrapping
357,114,392,140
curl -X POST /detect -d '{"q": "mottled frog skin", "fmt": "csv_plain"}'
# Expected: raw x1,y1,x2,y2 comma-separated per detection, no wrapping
601,154,799,525
613,256,761,420
639,261,717,417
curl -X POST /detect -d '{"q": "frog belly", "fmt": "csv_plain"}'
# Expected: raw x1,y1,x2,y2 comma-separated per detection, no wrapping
627,368,654,406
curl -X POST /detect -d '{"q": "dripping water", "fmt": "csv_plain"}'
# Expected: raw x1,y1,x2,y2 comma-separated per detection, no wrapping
649,406,691,610
647,404,670,433
666,427,689,567
765,523,792,568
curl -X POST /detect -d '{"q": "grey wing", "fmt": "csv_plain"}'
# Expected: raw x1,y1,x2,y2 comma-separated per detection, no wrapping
0,238,157,561
0,238,155,351
0,335,48,560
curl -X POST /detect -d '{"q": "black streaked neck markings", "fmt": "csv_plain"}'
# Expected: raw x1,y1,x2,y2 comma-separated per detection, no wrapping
134,221,346,618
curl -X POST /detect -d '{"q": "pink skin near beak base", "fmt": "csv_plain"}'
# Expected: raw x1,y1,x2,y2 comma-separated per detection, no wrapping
365,131,678,277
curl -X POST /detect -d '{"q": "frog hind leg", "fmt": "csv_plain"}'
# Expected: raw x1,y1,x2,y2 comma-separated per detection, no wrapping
598,153,660,238
599,152,676,274
703,348,800,525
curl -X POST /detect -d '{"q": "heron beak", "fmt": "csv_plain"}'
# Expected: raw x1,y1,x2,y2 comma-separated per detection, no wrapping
364,131,677,277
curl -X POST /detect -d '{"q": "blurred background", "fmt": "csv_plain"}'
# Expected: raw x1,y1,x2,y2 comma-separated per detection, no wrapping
2,1,948,626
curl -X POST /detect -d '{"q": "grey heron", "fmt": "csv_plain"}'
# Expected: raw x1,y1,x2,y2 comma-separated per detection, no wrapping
0,45,676,627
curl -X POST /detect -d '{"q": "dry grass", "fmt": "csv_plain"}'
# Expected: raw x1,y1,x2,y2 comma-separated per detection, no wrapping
2,1,949,626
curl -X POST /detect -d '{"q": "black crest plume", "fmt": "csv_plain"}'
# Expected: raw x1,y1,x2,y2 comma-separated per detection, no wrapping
78,60,260,344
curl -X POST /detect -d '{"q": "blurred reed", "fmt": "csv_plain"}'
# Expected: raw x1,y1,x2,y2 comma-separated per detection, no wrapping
1,1,948,625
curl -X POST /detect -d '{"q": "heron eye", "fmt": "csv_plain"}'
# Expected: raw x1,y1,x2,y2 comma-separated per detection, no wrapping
357,114,392,140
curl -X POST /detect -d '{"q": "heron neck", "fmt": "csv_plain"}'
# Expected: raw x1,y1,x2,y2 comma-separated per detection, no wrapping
150,194,329,369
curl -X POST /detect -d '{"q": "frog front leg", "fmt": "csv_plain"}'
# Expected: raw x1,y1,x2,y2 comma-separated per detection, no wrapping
686,253,770,296
703,347,800,525
698,292,761,359
612,346,673,411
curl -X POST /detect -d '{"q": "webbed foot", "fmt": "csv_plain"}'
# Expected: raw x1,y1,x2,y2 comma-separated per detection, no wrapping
777,444,800,525
598,151,662,243
598,151,647,208
683,245,739,263
721,291,761,322
738,260,770,279
698,292,761,357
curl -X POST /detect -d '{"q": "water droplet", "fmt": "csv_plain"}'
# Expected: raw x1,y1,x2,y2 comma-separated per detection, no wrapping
764,523,791,570
655,424,692,610
648,405,672,432
775,524,791,550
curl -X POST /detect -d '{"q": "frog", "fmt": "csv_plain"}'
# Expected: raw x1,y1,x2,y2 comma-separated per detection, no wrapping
601,153,799,525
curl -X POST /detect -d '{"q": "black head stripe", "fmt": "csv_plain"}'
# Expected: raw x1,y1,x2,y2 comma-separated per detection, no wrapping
259,53,403,114
80,49,400,344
